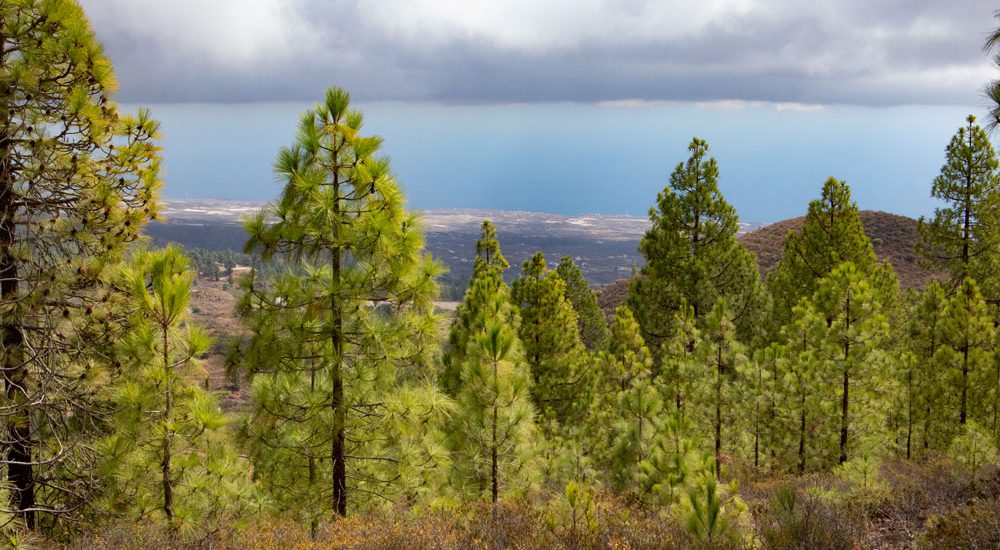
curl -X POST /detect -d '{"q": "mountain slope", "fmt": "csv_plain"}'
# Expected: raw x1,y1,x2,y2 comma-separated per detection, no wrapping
597,210,944,319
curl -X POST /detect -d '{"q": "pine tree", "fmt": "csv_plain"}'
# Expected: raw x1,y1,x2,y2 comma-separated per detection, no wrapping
101,247,258,537
812,262,893,465
555,256,609,350
936,278,995,428
589,306,655,482
688,301,745,478
474,219,509,278
610,379,663,490
778,301,826,472
449,280,538,502
441,220,509,396
638,412,695,505
239,87,445,518
511,252,586,425
659,301,700,415
917,115,1000,300
768,178,896,332
628,137,762,349
742,344,781,469
0,0,161,529
604,306,654,392
907,282,949,453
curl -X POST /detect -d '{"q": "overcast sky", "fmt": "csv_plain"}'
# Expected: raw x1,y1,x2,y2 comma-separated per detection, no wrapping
80,0,1000,106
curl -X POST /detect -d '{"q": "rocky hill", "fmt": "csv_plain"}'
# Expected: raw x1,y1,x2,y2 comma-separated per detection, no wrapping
596,210,944,319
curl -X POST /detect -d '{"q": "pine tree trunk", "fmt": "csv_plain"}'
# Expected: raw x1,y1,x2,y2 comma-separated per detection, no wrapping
960,346,969,426
161,313,174,521
714,346,722,479
906,366,913,460
309,454,318,539
962,118,972,280
839,294,851,465
491,357,499,503
0,84,35,528
839,367,850,464
753,406,760,468
798,391,806,473
331,174,347,517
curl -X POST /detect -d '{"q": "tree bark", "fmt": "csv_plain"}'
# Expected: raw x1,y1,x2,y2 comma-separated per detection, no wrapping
0,58,35,529
839,293,851,465
331,167,347,517
714,346,722,479
161,315,174,521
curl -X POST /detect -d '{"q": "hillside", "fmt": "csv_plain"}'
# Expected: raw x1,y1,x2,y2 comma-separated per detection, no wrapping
596,210,944,318
739,210,940,289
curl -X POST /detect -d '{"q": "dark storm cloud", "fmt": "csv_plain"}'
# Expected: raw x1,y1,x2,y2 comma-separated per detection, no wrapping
79,0,999,106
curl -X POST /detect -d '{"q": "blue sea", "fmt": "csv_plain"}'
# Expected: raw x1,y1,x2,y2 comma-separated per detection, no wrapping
132,101,981,223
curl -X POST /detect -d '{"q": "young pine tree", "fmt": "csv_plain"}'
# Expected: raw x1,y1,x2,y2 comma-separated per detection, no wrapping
511,252,587,425
936,278,995,429
768,178,895,332
239,87,445,518
907,281,950,454
101,247,258,537
628,137,762,349
586,306,651,457
0,0,161,529
441,220,509,397
778,302,826,472
812,262,893,466
449,280,538,502
917,115,1000,299
610,379,664,491
555,256,609,350
689,301,746,478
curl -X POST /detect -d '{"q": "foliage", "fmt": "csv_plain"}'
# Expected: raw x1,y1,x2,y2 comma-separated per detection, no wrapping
238,87,446,519
441,220,509,397
0,0,161,530
99,246,260,538
511,252,587,425
556,256,609,350
936,278,996,430
767,178,896,334
948,422,999,473
917,115,1000,300
919,497,1000,550
448,280,539,502
628,137,763,349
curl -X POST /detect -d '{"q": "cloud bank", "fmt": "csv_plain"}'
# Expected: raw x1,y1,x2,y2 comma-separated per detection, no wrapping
80,0,999,106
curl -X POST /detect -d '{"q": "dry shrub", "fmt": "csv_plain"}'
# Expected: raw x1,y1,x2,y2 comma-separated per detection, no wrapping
752,485,858,550
919,497,1000,549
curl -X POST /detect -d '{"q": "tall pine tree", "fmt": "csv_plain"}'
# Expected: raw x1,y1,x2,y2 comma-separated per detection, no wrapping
936,278,995,428
688,301,745,478
0,0,161,529
239,87,445,518
441,220,509,396
812,263,893,465
917,115,1000,301
907,282,950,453
768,178,896,332
102,247,258,537
628,137,762,349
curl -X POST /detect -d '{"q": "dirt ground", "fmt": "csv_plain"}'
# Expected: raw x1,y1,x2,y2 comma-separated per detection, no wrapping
188,277,246,408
